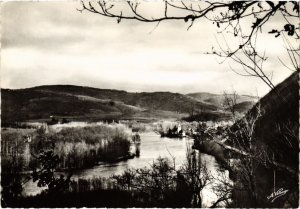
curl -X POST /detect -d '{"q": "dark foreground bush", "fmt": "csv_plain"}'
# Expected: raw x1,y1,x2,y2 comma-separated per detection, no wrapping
6,190,132,208
8,187,192,208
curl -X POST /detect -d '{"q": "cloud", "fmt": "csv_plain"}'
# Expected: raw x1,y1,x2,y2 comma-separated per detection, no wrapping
1,1,296,97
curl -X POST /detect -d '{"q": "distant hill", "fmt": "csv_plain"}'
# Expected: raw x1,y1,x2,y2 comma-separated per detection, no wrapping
1,85,259,123
187,92,258,112
2,85,219,123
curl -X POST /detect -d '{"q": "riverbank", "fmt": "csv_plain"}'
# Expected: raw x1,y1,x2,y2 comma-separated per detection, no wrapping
19,132,229,207
193,139,227,163
192,139,236,179
15,150,230,208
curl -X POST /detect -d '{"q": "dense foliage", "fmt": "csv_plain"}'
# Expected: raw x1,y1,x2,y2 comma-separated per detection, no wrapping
1,124,131,172
4,151,214,208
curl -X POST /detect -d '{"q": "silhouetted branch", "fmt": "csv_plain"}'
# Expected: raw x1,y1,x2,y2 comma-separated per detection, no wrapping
78,1,299,88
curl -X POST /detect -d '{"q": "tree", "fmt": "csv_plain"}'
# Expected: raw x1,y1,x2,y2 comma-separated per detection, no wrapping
77,1,299,206
224,103,297,207
1,134,25,207
180,145,211,207
228,105,263,207
78,1,299,89
195,104,264,207
111,146,212,207
210,170,233,208
111,157,178,205
32,150,72,194
223,90,238,121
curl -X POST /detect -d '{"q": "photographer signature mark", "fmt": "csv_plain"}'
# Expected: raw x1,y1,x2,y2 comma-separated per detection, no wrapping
267,188,289,203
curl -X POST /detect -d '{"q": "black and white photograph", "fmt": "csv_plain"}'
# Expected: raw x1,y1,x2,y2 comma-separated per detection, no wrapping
1,0,299,208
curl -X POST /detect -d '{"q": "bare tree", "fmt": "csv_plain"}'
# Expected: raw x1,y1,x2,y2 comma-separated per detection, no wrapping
279,33,300,72
78,1,299,43
78,1,299,89
112,157,177,203
238,105,263,200
215,32,276,89
111,146,212,207
223,90,238,121
180,145,211,207
213,104,264,207
1,138,24,206
225,104,296,206
210,170,233,208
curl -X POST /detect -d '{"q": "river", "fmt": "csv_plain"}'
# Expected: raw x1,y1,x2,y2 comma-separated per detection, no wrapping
23,132,228,207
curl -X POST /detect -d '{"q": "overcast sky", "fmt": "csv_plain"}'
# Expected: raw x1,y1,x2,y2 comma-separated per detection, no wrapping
1,1,296,96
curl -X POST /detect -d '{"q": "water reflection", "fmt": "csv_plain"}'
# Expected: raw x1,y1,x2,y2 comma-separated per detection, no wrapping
72,133,192,179
23,132,229,206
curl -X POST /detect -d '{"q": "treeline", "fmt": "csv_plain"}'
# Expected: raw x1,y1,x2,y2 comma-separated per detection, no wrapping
1,124,132,172
1,128,34,173
182,111,231,122
8,153,215,208
50,126,131,168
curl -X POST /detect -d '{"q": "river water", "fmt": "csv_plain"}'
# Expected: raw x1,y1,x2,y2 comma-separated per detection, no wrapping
23,132,227,207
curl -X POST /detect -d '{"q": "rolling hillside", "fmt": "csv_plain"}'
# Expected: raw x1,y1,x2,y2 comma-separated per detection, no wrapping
1,85,215,123
1,85,258,123
187,92,258,111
